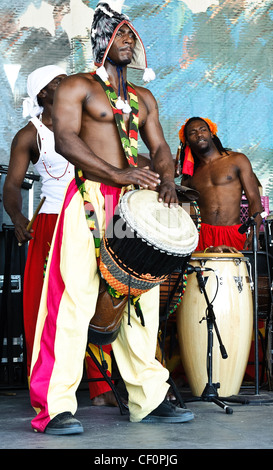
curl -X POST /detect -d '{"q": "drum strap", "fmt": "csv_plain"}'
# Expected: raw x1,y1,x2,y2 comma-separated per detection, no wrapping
75,168,101,265
92,72,139,168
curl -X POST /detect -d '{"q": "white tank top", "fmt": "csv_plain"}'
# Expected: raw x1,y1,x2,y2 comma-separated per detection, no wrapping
31,116,74,214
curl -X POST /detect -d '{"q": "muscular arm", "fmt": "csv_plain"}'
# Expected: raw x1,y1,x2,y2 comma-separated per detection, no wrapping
238,154,263,249
3,126,34,244
139,88,178,206
52,75,162,191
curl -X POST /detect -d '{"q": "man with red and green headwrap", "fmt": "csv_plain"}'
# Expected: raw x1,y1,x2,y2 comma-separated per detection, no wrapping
178,116,263,253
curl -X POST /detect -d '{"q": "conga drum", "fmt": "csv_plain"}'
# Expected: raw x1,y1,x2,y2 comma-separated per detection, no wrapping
176,252,253,397
89,189,199,344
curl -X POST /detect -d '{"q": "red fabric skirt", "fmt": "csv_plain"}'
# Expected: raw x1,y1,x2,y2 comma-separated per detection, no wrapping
23,212,112,398
196,223,247,251
23,213,58,377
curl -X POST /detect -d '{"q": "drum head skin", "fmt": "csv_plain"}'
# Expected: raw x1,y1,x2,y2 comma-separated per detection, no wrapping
119,189,199,256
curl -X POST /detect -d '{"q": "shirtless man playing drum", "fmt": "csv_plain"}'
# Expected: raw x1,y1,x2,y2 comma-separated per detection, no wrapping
53,30,176,206
29,2,194,435
178,116,263,253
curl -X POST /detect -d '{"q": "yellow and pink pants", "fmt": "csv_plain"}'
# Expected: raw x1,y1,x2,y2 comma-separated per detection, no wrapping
24,212,113,399
29,178,169,432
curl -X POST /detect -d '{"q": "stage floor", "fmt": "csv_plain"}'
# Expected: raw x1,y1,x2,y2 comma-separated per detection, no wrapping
1,384,273,452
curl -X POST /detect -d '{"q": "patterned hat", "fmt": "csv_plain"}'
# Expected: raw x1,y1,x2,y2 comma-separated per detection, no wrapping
91,1,155,83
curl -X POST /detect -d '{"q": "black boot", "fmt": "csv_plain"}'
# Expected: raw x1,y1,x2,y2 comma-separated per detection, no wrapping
44,412,83,435
141,399,194,423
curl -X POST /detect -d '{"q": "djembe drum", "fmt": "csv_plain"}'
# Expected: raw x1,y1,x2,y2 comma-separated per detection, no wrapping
89,189,199,344
176,252,253,397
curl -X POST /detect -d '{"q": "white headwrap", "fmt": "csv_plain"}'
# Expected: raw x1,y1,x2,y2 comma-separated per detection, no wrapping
22,65,67,118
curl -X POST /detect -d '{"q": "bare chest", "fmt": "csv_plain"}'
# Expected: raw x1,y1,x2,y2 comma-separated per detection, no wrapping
84,85,148,129
191,159,239,192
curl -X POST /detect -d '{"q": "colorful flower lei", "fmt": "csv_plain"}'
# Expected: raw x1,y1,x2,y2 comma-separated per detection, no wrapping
178,117,218,145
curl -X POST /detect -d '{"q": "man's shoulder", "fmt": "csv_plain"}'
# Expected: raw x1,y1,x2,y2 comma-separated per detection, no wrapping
133,82,153,96
10,121,38,157
64,71,94,82
223,150,252,172
224,148,245,157
14,121,36,142
59,72,97,89
132,83,156,107
225,149,249,161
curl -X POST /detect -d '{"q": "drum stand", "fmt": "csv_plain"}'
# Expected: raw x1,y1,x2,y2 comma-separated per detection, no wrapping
250,217,260,394
240,214,273,402
238,214,266,395
86,344,128,415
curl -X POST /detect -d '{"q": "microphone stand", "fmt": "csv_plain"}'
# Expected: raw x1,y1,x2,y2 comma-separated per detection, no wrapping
260,219,273,388
184,266,234,414
239,213,260,394
252,218,260,394
235,212,273,403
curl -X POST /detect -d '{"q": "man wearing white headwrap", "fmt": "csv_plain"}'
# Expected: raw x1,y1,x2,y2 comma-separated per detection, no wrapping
4,65,71,379
3,65,119,409
22,65,67,119
29,2,194,435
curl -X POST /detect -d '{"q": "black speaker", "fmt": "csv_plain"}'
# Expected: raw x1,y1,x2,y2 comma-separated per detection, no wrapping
0,226,27,388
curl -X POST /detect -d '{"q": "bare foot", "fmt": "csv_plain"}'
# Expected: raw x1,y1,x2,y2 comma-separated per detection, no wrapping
91,391,120,407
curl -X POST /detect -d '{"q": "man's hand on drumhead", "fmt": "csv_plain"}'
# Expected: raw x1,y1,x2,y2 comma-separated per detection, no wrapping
116,166,161,189
157,181,179,208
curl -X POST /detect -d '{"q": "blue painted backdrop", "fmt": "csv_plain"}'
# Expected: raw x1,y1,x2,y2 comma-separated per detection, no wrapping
1,0,273,206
